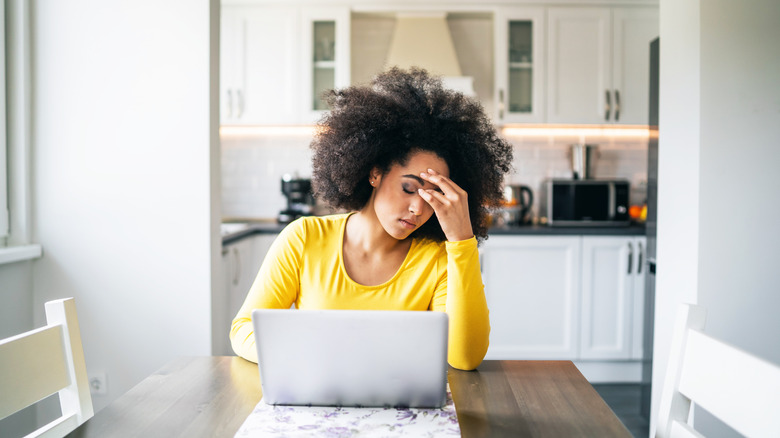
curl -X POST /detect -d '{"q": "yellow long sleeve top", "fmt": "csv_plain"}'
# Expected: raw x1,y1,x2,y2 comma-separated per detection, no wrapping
230,213,490,370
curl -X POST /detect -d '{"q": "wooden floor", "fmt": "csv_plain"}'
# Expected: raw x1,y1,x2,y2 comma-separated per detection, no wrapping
592,384,649,438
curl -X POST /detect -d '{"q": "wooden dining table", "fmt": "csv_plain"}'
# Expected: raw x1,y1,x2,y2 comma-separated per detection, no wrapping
67,356,631,437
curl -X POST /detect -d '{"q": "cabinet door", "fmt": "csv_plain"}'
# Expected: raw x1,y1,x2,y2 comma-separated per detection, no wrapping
300,7,350,124
494,7,546,124
212,247,235,355
220,9,240,124
250,234,277,271
226,238,254,322
611,8,659,125
546,7,611,124
223,7,300,125
580,236,634,359
483,236,581,359
630,236,647,359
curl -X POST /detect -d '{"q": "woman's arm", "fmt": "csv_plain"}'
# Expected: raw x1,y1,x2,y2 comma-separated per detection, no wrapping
229,221,306,362
418,169,490,370
431,237,490,370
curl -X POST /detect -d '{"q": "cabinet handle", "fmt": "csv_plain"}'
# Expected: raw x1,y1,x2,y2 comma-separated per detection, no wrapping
627,241,634,274
237,89,244,118
637,240,643,274
614,89,621,122
232,247,241,286
605,89,611,121
226,89,233,118
498,89,505,120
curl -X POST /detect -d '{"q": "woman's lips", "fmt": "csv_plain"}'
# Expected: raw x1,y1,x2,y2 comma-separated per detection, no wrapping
399,219,417,230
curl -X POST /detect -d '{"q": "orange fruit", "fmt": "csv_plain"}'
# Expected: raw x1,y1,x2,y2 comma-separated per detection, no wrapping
629,205,642,219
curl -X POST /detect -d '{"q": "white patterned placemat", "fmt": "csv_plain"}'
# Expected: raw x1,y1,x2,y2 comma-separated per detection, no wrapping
234,386,460,437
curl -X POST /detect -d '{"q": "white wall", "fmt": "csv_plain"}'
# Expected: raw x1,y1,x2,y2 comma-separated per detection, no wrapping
652,0,780,436
696,0,780,435
29,0,220,417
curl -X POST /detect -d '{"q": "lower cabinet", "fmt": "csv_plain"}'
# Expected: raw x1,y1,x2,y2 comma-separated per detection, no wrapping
482,236,581,359
482,234,646,382
213,233,277,355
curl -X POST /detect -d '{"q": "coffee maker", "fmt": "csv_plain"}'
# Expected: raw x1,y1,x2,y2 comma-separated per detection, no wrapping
277,174,315,224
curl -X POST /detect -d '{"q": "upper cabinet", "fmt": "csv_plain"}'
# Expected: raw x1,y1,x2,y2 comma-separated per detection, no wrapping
494,7,546,124
220,3,658,126
546,6,659,124
220,6,350,125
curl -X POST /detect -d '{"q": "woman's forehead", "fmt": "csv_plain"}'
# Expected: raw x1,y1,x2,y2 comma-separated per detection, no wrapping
392,150,449,176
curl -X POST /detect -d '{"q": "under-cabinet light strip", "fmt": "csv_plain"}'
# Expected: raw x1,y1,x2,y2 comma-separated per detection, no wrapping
219,125,652,139
501,125,651,138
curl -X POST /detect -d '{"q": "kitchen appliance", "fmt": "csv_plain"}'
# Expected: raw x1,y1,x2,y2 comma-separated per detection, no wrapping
277,174,315,224
496,184,534,225
640,37,660,422
544,179,630,226
569,144,598,179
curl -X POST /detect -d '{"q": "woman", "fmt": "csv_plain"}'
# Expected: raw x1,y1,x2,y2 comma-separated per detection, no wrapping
230,67,513,371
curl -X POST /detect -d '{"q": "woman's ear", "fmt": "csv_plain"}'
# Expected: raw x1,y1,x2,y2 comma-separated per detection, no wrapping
369,167,382,186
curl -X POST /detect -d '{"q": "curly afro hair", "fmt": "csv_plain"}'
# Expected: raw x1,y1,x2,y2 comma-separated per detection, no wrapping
311,67,513,242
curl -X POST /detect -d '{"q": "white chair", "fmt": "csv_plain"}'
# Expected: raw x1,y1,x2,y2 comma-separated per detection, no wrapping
656,304,780,438
0,298,94,437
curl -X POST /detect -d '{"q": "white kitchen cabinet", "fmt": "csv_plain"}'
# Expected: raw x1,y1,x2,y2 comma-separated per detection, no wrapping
221,6,350,125
546,7,658,124
214,233,278,355
482,234,646,371
482,236,581,359
494,7,546,124
220,7,300,125
579,236,647,360
300,7,351,123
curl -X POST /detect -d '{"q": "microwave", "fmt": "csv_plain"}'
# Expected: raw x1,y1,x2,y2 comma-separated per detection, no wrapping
545,179,630,226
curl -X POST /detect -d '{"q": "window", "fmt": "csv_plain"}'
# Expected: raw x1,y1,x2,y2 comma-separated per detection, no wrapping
0,0,41,264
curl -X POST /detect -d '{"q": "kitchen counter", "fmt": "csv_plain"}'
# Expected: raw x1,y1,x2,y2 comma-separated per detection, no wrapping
487,223,646,236
222,220,645,245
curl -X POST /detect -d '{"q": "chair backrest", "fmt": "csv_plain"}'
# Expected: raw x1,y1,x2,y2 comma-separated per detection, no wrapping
0,298,93,437
656,304,780,438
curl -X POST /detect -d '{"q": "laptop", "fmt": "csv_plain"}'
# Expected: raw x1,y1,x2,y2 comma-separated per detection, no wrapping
251,309,449,408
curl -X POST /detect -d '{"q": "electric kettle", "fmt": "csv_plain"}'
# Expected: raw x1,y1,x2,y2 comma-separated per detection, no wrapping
501,184,534,225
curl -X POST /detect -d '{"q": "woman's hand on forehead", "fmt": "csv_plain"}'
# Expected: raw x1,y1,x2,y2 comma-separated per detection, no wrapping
417,169,474,242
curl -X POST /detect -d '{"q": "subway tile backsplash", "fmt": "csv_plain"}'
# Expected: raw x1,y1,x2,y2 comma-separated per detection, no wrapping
221,132,648,221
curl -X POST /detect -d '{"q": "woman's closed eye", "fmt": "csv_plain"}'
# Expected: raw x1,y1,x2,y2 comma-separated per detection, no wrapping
402,184,417,195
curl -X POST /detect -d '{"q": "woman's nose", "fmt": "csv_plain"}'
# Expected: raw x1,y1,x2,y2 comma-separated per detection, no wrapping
410,195,425,215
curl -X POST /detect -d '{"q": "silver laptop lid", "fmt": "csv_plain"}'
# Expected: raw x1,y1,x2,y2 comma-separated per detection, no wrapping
251,309,449,408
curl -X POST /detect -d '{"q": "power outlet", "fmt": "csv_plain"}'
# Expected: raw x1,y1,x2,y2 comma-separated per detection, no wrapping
89,372,107,395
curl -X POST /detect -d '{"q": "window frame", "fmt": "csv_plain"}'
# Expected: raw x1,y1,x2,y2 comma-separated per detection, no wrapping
0,0,41,264
1,0,9,240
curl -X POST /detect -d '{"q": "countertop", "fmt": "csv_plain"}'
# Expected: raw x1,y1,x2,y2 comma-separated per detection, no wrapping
222,220,645,245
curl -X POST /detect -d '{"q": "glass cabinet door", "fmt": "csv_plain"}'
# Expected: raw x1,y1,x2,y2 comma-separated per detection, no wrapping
508,21,533,115
312,21,336,111
301,8,351,123
495,8,546,124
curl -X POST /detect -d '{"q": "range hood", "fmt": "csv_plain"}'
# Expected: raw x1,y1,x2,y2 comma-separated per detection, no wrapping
385,13,475,96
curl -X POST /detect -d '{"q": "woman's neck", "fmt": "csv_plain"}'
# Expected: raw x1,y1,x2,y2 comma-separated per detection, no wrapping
345,208,410,256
